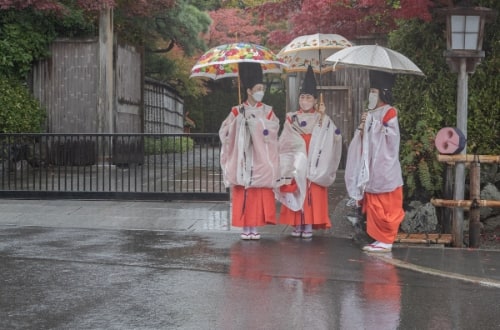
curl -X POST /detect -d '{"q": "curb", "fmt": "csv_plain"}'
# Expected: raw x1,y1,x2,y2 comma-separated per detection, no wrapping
369,252,500,289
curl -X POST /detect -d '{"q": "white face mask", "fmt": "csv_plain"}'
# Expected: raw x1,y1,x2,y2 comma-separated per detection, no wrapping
252,91,265,102
368,91,379,110
299,99,315,111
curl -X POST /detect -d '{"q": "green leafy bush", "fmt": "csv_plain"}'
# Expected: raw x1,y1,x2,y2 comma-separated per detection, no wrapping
0,10,56,79
389,20,453,201
0,7,96,80
144,136,194,155
400,119,443,201
0,77,45,133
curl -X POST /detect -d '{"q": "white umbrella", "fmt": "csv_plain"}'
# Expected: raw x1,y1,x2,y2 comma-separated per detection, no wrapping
325,44,425,76
277,33,352,74
278,33,352,112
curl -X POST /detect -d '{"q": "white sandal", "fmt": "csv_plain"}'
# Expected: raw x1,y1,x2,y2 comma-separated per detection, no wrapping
363,242,392,252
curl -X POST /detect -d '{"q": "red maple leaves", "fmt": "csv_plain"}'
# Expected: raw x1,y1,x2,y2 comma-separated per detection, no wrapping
254,0,438,46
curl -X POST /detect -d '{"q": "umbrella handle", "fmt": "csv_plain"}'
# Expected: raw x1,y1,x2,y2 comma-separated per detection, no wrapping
318,92,325,126
238,76,241,105
315,93,325,112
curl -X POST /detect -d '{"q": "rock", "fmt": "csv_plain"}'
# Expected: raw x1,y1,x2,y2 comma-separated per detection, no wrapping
329,198,372,247
480,183,500,219
480,164,499,186
483,214,500,232
401,201,438,233
329,198,359,239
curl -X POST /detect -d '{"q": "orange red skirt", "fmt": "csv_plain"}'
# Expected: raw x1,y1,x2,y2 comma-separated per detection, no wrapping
231,185,277,227
363,186,405,243
279,182,331,229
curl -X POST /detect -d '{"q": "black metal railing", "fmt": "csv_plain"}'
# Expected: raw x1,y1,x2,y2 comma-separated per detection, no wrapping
0,133,228,201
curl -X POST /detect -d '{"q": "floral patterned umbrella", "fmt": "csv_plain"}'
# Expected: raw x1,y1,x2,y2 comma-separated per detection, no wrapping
277,33,352,74
190,42,287,80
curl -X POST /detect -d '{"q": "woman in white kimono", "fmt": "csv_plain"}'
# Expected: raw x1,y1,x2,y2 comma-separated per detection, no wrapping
219,62,280,240
276,65,342,238
344,70,405,252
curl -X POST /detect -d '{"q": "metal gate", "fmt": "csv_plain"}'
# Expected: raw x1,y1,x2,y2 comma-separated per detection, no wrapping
0,133,228,201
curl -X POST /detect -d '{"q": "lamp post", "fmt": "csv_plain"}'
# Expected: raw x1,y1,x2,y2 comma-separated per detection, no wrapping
440,3,496,247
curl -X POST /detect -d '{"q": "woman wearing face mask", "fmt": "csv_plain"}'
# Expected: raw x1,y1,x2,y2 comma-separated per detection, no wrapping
344,70,405,252
219,62,280,240
276,65,342,238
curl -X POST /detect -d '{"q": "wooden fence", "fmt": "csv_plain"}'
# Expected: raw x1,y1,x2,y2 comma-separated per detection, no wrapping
431,154,500,248
31,39,184,136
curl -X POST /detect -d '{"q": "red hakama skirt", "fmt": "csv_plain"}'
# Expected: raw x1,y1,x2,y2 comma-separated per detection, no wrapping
363,186,405,243
231,185,277,227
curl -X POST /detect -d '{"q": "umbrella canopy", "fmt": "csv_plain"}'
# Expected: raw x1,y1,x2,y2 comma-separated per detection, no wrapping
190,42,286,80
325,44,425,76
277,33,352,73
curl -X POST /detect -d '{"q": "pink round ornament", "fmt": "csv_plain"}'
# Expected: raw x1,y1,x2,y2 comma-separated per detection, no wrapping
435,127,466,154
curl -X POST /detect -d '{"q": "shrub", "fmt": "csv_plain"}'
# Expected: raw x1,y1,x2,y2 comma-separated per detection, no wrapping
0,77,45,133
0,9,56,79
400,119,443,201
144,136,194,155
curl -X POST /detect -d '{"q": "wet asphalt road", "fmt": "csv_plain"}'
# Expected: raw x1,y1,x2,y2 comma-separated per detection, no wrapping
1,225,499,330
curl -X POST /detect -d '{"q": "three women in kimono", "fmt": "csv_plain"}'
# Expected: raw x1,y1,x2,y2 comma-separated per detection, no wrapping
220,63,405,247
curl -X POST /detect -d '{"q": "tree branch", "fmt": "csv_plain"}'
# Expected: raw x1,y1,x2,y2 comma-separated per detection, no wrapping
147,39,176,53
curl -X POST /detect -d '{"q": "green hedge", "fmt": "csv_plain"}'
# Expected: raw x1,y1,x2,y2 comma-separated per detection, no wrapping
144,136,194,155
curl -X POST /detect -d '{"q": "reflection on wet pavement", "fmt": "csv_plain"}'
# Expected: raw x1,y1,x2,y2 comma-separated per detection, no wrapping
1,226,499,329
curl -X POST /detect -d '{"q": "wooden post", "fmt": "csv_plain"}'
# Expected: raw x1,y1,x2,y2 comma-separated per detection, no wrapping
97,7,114,164
468,157,481,247
98,7,114,134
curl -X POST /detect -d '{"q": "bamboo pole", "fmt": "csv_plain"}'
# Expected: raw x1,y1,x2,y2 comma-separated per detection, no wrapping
435,153,500,248
395,233,452,244
438,154,500,164
442,164,453,233
431,198,500,209
469,159,481,247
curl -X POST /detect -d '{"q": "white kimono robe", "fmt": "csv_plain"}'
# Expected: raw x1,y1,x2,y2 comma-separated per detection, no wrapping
219,101,280,189
344,104,403,201
276,110,342,211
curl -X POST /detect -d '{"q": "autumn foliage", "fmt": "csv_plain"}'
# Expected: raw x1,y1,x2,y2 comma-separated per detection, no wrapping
255,0,440,46
205,8,269,47
0,0,115,12
0,0,175,16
